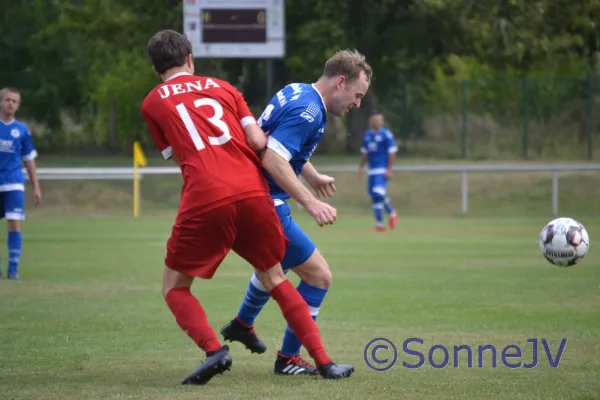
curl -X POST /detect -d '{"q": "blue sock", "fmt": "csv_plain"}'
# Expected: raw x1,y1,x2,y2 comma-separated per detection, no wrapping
280,280,328,357
372,202,384,226
7,231,22,275
384,197,396,215
236,273,272,326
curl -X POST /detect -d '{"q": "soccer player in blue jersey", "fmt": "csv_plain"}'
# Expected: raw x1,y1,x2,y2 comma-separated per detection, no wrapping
358,113,398,231
221,50,372,375
0,88,41,280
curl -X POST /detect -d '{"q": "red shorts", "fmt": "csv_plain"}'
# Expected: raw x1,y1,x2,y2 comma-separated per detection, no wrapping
165,196,288,279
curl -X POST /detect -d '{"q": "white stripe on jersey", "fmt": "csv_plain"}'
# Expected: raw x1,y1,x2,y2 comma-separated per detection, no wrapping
240,116,256,128
0,183,24,192
161,146,173,160
22,150,38,161
266,136,292,161
367,168,387,175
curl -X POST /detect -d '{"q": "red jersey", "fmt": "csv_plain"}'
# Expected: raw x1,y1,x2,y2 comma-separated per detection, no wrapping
141,72,269,218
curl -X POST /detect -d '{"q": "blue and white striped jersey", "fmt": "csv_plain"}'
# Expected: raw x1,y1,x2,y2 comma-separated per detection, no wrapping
0,119,37,191
361,127,397,175
258,83,327,202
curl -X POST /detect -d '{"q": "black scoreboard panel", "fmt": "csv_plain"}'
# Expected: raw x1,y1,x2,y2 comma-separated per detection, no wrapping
201,9,267,44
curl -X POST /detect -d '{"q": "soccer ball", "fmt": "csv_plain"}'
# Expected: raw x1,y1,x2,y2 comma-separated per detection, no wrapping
539,217,590,267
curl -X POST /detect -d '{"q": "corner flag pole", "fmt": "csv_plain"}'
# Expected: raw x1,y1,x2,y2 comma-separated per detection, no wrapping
133,141,147,217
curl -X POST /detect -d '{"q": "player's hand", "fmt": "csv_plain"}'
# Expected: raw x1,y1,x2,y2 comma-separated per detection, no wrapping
304,199,337,227
385,168,392,179
358,166,365,180
33,187,42,206
308,174,336,198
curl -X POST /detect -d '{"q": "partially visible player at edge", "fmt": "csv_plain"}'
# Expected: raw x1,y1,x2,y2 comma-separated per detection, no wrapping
0,87,42,280
220,50,372,375
140,29,354,385
358,113,398,231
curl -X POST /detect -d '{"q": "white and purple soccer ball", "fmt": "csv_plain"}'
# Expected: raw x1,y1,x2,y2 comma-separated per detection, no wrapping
539,217,590,267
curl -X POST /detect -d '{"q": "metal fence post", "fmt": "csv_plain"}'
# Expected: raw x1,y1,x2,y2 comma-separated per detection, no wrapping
587,74,594,160
461,171,469,214
522,77,529,158
461,80,468,158
552,171,559,217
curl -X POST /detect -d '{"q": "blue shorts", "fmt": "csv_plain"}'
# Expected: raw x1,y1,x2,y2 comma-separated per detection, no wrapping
367,174,389,199
0,190,25,221
274,201,316,270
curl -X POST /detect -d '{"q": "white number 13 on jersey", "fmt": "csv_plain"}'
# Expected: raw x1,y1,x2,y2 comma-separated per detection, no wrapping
176,98,231,150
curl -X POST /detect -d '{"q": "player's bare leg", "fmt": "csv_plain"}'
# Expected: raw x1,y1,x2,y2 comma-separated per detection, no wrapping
222,250,333,376
292,249,331,288
6,220,22,280
162,266,232,385
384,196,398,229
253,263,354,379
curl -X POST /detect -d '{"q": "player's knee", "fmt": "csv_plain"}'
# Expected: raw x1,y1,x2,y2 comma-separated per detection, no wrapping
371,193,385,204
371,186,387,201
6,220,20,231
161,266,193,297
254,264,286,292
370,186,387,203
316,266,333,289
295,251,332,289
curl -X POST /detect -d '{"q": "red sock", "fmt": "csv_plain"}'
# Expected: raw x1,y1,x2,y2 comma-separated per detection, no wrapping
269,279,332,367
165,287,222,355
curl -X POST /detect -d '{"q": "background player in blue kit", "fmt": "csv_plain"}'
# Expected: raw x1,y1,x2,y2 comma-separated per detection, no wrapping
0,87,42,280
221,50,372,376
358,113,398,231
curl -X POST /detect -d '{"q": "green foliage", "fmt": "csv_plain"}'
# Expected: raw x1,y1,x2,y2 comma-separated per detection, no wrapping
89,49,159,149
0,0,599,157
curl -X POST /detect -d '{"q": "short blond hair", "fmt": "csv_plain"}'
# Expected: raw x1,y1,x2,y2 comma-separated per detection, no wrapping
0,87,20,101
322,49,372,83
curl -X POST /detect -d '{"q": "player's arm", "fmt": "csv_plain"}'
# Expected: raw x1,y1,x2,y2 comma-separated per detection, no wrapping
24,159,41,205
141,102,178,164
233,88,267,152
300,161,320,184
22,130,41,205
300,161,336,198
243,123,267,152
262,149,316,207
358,153,368,169
385,131,398,178
386,150,396,171
262,113,336,226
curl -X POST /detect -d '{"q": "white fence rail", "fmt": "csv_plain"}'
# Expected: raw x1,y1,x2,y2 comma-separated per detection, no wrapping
29,164,600,216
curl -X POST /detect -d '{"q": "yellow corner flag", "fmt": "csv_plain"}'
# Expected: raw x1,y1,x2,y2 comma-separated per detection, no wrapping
133,141,147,217
133,141,148,167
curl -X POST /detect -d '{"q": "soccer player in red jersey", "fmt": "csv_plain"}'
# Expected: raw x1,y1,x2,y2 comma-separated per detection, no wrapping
140,30,354,385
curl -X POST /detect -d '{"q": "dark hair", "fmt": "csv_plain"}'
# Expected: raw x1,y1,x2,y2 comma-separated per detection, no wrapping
147,30,193,74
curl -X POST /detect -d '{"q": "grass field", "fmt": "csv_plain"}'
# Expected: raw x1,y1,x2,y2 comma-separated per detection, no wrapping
1,211,599,400
2,155,600,399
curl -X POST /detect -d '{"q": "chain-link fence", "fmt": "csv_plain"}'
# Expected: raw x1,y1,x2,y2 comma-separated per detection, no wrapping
392,75,599,160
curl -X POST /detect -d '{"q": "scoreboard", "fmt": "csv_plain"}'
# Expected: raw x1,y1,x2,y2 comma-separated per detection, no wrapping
201,9,267,44
183,0,285,58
